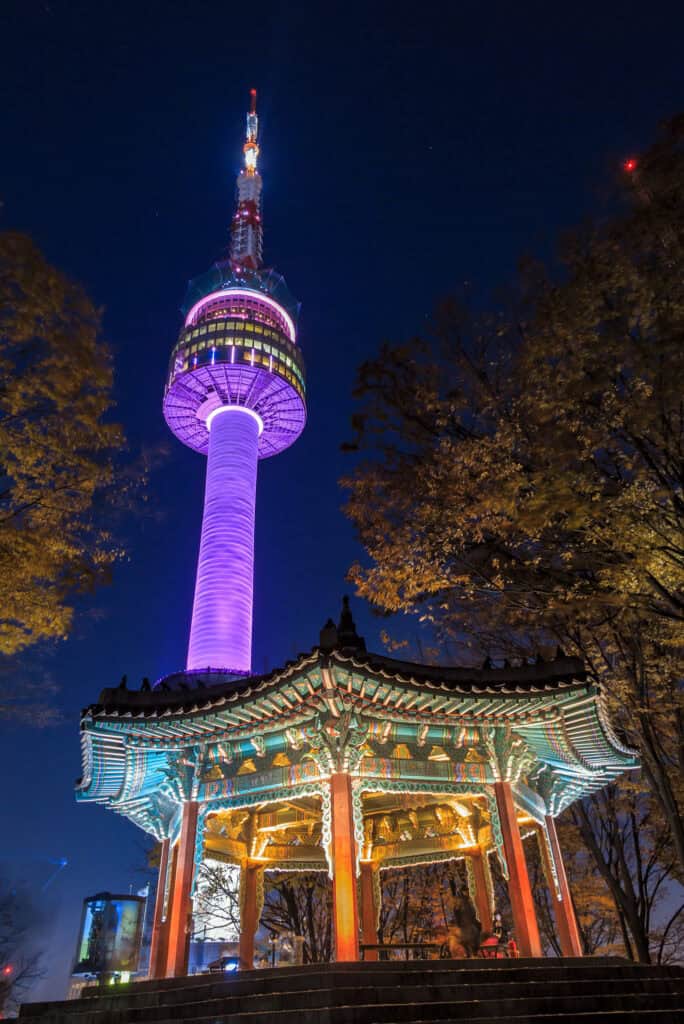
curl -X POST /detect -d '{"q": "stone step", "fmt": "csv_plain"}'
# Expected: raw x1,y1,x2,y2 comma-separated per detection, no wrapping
24,961,684,1016
54,977,684,1022
70,956,624,997
194,992,681,1024
73,992,684,1024
18,962,684,1024
412,1014,683,1024
22,988,684,1024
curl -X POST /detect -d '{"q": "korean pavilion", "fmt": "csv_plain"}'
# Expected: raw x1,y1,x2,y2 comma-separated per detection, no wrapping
76,599,636,976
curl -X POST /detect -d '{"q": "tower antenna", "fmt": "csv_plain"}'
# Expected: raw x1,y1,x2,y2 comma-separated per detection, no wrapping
230,89,262,271
244,87,259,174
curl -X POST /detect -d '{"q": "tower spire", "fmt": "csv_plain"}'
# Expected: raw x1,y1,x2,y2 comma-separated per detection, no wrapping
244,87,259,173
230,88,263,271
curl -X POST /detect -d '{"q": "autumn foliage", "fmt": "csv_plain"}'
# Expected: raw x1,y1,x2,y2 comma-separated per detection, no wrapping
0,234,126,655
343,116,684,947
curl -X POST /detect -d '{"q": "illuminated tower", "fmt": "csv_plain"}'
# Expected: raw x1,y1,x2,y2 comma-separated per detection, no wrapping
163,90,306,676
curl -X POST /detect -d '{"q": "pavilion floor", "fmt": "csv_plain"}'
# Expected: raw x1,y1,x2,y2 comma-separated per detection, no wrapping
19,956,684,1023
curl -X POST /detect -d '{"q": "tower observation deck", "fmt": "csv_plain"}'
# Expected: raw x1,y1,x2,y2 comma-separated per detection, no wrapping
163,90,306,677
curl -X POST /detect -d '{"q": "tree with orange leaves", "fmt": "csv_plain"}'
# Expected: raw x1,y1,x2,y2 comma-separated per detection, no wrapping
343,116,684,885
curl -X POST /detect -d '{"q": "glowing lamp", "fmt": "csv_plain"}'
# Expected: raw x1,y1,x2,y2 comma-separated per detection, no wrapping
623,158,638,173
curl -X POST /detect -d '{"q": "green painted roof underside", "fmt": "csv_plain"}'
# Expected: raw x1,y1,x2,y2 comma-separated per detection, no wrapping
76,647,636,838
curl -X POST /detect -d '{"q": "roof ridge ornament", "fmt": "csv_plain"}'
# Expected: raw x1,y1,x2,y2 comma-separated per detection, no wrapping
336,595,366,652
319,617,338,652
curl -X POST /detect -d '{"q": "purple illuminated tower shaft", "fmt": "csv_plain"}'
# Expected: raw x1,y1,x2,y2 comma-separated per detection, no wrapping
187,408,260,673
163,91,306,682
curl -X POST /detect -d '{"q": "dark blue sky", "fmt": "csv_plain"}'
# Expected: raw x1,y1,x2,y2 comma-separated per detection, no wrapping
1,0,681,1001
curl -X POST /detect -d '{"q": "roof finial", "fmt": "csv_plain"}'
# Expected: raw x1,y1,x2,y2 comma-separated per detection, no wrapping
337,596,366,652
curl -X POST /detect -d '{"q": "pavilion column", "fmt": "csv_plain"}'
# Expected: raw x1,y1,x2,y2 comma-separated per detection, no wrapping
148,838,171,979
494,781,542,957
470,850,493,934
543,815,583,957
360,861,379,960
239,861,263,970
330,773,360,961
165,800,199,977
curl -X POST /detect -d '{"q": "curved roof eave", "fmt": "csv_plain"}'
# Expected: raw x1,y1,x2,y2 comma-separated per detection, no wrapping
82,645,591,722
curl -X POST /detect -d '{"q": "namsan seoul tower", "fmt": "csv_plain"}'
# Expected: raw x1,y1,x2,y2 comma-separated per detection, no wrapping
163,90,306,677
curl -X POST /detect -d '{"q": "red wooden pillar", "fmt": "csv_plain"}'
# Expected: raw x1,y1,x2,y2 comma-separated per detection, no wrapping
330,773,360,961
165,801,199,977
148,838,171,979
470,851,493,934
545,815,583,957
238,862,261,970
494,781,542,957
360,861,378,960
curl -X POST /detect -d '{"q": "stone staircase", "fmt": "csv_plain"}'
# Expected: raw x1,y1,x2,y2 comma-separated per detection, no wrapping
19,957,684,1024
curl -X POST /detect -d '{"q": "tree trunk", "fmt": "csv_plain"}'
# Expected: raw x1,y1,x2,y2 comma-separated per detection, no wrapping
639,721,684,877
574,803,652,963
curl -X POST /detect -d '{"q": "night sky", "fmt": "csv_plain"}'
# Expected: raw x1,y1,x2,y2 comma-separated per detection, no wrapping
1,0,681,1001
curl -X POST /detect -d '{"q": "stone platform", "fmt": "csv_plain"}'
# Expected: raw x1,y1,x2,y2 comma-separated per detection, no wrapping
19,957,684,1024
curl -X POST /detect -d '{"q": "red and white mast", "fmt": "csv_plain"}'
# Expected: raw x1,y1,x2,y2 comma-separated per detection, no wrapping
229,88,263,272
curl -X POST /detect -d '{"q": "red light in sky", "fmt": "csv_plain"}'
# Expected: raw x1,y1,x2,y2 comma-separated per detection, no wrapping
624,158,638,173
2,964,12,975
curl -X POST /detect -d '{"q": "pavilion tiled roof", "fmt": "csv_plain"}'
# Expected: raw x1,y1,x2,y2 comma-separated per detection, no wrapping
84,645,588,721
76,629,636,838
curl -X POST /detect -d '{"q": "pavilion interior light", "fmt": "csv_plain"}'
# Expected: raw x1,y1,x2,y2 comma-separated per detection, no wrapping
450,800,472,817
